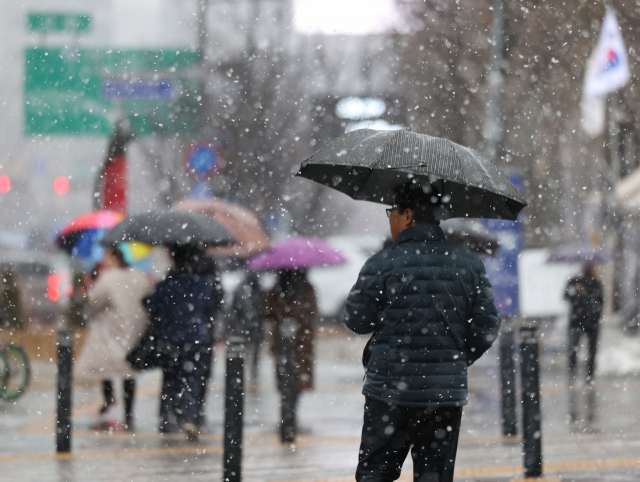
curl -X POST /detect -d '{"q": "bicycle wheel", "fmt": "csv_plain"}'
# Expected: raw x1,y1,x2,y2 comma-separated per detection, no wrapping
2,346,30,401
0,349,8,399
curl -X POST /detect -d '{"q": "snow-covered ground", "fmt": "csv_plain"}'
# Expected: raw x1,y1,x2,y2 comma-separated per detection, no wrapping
540,312,640,377
597,316,640,376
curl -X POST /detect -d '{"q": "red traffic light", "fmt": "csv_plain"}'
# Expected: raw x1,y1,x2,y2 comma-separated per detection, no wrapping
0,175,10,194
54,176,69,195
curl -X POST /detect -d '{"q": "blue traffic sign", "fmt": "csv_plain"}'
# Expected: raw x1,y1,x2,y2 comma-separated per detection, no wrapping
184,142,224,181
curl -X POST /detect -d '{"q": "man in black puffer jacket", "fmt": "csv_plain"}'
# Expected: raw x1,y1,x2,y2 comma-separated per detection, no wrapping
344,186,500,482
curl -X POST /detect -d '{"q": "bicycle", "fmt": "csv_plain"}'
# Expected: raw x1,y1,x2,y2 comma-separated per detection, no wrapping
0,343,30,401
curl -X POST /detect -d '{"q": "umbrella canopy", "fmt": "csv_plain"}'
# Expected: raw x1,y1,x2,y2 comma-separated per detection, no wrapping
547,245,612,265
246,236,347,271
56,210,124,253
174,198,270,258
296,129,526,221
119,241,154,263
101,211,234,247
441,219,499,256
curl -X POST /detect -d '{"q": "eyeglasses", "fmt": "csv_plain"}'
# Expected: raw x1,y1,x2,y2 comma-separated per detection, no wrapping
386,206,401,218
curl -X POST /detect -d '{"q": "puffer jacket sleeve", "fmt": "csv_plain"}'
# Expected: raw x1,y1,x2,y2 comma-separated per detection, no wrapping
143,282,163,324
343,253,387,335
466,261,501,366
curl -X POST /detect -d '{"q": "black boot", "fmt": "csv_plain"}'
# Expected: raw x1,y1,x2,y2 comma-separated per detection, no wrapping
100,380,115,414
123,379,135,431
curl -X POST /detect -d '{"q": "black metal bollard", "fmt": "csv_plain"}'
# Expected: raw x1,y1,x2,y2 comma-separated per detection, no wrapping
224,336,245,482
520,326,542,477
279,317,299,443
499,326,518,436
56,329,73,453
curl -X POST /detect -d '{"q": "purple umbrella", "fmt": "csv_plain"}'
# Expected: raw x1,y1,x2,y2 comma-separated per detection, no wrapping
246,236,347,270
547,245,613,265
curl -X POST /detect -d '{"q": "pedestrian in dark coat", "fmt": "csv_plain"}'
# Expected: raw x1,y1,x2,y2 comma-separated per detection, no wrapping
564,265,603,385
344,186,500,482
263,269,318,393
144,246,214,440
192,256,224,427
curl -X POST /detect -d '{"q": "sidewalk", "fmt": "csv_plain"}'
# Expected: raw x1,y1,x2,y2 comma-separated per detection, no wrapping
1,323,640,481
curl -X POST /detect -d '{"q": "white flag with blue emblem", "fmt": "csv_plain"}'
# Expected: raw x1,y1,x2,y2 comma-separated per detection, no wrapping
583,9,630,97
581,9,630,136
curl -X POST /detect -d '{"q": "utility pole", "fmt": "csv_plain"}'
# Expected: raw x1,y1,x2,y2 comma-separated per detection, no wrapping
483,0,504,163
484,0,521,440
197,0,211,138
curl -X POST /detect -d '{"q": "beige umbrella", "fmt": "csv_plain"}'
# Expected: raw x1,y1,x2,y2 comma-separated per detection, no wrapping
173,198,270,258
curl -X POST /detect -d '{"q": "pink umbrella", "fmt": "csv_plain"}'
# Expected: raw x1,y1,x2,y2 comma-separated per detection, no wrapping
173,198,270,258
246,236,347,271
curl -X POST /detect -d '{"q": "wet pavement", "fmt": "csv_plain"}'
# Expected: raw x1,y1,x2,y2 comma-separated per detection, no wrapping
2,322,640,481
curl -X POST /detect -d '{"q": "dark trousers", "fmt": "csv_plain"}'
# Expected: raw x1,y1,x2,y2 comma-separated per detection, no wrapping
159,343,208,432
568,323,599,383
102,379,136,429
246,341,261,382
356,397,462,482
195,345,214,428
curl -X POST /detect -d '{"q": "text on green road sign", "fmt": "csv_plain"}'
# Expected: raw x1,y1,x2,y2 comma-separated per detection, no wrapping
28,13,91,34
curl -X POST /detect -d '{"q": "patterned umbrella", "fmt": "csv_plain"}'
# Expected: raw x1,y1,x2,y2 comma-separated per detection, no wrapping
56,210,153,270
56,210,124,255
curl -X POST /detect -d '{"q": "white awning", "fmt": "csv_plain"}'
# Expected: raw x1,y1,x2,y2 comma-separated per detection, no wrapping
615,167,640,209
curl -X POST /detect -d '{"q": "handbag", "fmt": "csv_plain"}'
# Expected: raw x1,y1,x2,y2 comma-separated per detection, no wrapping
127,317,161,370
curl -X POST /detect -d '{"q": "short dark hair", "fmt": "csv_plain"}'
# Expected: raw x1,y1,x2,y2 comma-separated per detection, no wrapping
394,183,441,224
108,245,129,268
170,245,205,271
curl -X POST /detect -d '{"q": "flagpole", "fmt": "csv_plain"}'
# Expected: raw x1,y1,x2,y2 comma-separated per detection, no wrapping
582,8,631,318
602,94,616,314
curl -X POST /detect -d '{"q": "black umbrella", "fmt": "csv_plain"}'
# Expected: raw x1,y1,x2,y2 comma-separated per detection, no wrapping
440,219,499,256
296,129,526,221
101,211,235,247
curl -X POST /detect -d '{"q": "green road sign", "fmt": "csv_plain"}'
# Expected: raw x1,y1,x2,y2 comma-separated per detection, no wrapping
24,47,201,136
28,13,91,34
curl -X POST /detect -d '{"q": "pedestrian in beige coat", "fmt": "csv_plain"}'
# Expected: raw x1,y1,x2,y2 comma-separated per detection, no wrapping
75,246,152,429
